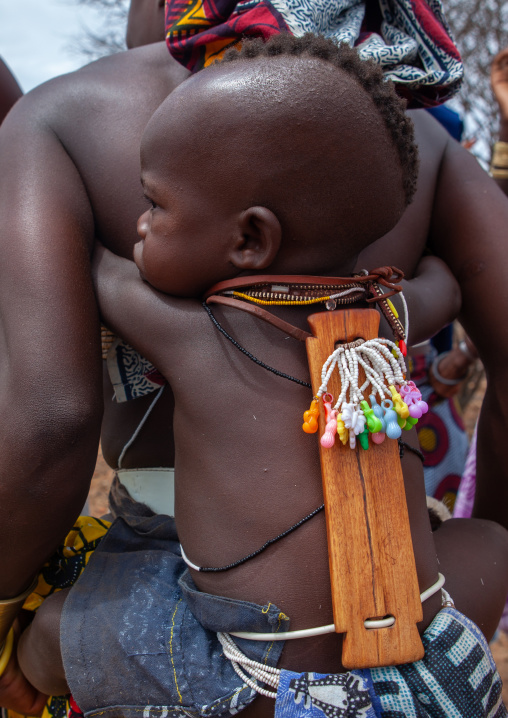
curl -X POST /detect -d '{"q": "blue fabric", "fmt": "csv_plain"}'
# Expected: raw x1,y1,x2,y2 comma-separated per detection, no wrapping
427,104,464,142
61,514,288,717
274,608,507,718
430,324,454,354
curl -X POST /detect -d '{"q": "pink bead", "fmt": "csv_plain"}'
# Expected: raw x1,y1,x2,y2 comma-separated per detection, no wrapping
371,432,386,444
400,382,429,419
320,413,337,449
320,409,337,449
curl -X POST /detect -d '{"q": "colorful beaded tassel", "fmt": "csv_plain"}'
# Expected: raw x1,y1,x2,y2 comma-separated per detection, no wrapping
302,337,428,449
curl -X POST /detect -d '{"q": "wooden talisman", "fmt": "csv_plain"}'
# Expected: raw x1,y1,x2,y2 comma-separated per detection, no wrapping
305,308,424,669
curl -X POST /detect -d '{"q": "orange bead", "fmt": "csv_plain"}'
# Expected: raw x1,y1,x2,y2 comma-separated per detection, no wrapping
302,417,318,433
302,400,320,433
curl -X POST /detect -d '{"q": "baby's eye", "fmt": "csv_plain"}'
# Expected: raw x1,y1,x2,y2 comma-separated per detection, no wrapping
142,193,158,210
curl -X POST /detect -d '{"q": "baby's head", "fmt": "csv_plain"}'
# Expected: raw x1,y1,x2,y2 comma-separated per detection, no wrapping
135,34,418,296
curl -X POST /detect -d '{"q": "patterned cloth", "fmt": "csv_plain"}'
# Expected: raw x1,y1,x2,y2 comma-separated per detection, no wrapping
11,517,112,718
409,349,469,511
453,423,477,519
107,336,165,403
275,608,507,717
164,0,463,108
23,517,110,612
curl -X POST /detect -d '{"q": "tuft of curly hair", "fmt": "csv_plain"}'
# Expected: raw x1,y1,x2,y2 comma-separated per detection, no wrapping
222,33,418,205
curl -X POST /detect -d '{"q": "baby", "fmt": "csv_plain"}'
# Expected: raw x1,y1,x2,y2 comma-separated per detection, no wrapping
17,35,508,718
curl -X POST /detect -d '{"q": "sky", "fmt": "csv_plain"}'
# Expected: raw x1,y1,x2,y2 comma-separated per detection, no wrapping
0,0,123,92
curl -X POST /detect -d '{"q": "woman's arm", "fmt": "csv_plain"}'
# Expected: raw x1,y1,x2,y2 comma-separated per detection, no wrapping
0,90,103,597
490,48,508,196
428,135,508,529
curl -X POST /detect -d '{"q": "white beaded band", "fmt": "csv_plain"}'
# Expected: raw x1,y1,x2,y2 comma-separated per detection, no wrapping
218,631,281,699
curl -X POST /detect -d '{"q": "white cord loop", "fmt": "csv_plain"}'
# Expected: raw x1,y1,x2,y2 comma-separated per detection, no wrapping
229,573,445,642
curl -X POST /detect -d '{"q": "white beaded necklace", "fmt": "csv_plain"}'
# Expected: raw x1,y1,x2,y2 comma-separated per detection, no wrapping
317,337,406,411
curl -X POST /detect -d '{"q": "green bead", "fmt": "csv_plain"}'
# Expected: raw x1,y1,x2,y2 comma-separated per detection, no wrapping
359,427,369,450
360,400,382,433
403,416,418,430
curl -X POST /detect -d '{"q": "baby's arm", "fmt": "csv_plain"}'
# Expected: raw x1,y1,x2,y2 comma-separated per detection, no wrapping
0,617,48,714
92,244,188,369
15,592,69,699
394,255,461,347
96,246,461,367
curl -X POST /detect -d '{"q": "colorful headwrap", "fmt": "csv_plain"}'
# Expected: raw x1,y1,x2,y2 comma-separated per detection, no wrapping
165,0,463,108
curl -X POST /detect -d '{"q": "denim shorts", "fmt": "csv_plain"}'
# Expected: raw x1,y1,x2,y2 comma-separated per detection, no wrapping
61,513,288,718
60,509,507,718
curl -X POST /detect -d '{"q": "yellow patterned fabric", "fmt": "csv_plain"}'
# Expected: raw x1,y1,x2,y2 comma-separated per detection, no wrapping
3,517,111,718
24,516,110,613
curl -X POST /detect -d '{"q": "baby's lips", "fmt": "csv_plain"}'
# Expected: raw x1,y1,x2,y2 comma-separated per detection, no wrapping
133,239,145,274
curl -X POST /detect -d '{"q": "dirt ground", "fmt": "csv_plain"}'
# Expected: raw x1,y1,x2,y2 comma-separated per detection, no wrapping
87,445,113,518
86,354,508,699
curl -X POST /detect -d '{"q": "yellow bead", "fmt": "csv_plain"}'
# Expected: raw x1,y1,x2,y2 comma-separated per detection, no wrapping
387,298,399,319
389,385,409,419
337,414,349,445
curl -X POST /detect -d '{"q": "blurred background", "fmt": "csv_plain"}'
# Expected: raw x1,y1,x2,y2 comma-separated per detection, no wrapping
0,0,128,91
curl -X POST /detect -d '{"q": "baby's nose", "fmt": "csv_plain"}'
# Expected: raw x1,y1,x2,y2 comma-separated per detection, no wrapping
137,210,150,239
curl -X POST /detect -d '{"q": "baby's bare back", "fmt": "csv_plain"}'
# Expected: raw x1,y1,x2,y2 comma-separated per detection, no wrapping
161,302,441,675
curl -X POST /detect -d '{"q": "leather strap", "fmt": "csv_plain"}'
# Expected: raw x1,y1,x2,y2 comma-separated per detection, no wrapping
204,267,404,299
204,267,405,341
206,295,313,341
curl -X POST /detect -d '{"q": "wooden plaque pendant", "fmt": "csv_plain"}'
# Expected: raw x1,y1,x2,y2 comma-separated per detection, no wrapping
306,308,424,669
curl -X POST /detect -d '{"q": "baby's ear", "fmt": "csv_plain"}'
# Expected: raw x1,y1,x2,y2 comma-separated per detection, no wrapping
229,207,281,271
